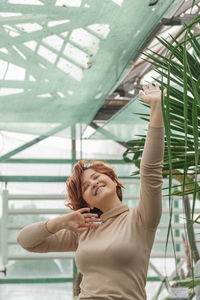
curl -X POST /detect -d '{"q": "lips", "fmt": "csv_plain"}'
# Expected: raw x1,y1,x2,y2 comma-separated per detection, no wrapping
95,185,105,196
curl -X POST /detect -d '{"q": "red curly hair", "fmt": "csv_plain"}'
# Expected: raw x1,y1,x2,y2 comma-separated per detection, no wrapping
66,160,124,213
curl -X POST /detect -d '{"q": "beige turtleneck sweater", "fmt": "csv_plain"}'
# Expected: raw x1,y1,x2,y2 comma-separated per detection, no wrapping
17,125,164,300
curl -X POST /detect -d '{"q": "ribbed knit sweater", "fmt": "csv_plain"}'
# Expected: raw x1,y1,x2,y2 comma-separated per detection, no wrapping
17,125,165,300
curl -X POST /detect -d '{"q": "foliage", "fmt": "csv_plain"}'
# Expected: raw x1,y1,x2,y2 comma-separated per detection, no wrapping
123,15,200,298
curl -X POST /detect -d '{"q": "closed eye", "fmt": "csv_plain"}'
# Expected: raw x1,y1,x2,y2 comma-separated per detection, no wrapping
82,173,100,192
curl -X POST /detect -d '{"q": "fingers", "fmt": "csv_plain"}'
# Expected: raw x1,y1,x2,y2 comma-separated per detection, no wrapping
78,208,102,223
155,82,160,90
81,212,101,222
143,82,159,92
139,90,144,98
78,208,99,218
70,208,103,233
83,213,99,218
76,220,102,233
140,82,166,99
148,82,154,90
141,83,154,97
85,217,102,223
80,215,102,230
78,207,90,213
142,84,149,94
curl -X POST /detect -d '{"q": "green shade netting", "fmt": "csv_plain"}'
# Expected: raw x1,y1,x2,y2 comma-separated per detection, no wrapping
0,0,177,138
88,95,149,142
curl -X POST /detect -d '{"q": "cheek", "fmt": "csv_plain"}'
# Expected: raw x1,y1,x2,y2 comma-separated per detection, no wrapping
82,190,93,203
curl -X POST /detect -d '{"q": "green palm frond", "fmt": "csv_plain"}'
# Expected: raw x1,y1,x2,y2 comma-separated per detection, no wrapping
123,15,200,270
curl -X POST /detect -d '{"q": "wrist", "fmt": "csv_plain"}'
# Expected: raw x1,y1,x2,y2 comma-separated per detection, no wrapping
46,216,66,234
150,102,162,111
150,104,164,127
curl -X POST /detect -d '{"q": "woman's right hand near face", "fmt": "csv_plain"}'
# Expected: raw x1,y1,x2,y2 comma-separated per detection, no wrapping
64,207,102,233
46,207,102,234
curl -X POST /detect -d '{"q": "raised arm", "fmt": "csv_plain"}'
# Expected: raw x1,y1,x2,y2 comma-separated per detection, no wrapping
136,83,165,229
17,208,102,252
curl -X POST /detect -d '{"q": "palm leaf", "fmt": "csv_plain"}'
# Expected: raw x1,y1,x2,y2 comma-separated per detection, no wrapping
123,16,200,276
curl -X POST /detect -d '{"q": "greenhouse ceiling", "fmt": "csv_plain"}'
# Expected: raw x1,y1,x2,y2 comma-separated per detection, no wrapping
0,0,183,134
0,0,199,147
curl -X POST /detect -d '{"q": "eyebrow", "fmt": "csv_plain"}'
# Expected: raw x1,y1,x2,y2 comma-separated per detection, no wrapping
82,172,96,188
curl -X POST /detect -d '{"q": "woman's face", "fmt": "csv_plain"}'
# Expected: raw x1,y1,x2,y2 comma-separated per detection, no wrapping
80,168,117,210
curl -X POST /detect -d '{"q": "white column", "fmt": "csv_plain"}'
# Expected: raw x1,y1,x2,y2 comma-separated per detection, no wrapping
1,189,9,266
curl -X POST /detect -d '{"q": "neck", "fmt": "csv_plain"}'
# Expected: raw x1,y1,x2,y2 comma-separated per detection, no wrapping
100,196,122,213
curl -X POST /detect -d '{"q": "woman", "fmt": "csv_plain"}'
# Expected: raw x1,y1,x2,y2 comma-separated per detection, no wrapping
17,83,166,300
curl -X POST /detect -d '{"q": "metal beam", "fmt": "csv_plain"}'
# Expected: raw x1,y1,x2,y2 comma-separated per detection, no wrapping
162,14,199,25
94,99,130,121
90,122,127,148
0,175,135,182
0,123,70,162
102,1,200,109
0,158,128,164
174,0,200,16
0,277,73,284
0,276,163,284
110,21,165,98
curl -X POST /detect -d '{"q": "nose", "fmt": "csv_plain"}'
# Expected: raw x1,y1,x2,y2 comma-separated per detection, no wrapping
92,180,99,192
92,180,99,188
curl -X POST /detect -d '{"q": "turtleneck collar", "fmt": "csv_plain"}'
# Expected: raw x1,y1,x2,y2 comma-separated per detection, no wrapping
101,204,129,222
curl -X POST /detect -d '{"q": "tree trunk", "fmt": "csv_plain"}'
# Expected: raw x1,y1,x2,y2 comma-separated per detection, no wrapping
182,195,199,263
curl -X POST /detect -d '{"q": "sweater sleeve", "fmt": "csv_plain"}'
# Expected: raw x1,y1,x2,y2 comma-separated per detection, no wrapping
135,125,165,230
17,221,78,252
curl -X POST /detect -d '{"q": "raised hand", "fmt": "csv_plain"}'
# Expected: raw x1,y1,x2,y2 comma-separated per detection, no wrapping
66,207,102,233
139,82,166,107
139,82,166,127
46,207,102,234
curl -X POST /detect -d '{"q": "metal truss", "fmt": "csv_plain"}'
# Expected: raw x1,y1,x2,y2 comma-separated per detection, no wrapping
94,0,200,123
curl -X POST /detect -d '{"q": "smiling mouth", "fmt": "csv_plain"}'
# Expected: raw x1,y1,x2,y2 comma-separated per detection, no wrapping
95,185,105,196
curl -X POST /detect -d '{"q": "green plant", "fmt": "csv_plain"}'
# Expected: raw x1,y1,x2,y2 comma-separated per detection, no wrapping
123,15,200,297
